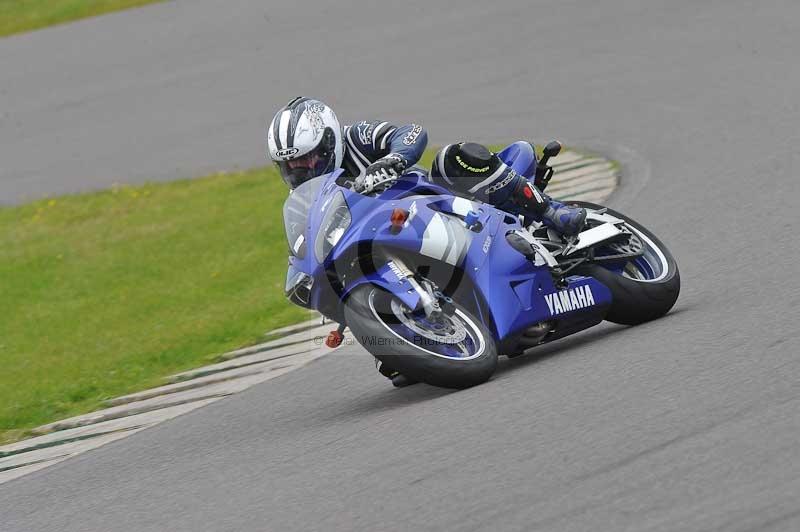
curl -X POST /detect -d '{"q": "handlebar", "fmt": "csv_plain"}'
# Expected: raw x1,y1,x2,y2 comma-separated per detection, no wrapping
535,140,562,190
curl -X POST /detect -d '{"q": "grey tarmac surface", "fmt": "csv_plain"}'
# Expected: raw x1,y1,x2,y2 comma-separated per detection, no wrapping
2,1,800,531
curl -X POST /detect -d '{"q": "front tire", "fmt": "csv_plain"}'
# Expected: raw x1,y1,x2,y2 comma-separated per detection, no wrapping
573,202,681,325
344,286,498,389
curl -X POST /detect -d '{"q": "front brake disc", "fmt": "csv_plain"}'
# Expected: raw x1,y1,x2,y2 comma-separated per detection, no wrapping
390,299,467,344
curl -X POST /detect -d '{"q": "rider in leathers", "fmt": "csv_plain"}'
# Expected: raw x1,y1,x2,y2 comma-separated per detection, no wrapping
267,97,587,385
267,97,586,234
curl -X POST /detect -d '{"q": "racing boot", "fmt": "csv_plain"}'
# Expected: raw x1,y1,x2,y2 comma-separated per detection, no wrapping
540,196,587,236
509,179,586,236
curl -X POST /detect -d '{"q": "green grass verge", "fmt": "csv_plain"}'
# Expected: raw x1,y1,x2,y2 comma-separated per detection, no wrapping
0,168,305,443
0,0,163,38
0,150,455,444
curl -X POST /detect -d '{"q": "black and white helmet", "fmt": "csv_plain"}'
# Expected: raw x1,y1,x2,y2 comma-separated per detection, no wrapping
267,97,344,189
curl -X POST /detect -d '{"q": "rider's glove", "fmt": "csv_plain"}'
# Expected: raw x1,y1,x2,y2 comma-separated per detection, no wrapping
357,153,408,193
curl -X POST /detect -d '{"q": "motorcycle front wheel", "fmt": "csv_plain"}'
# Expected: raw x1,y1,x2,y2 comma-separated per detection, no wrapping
344,286,498,389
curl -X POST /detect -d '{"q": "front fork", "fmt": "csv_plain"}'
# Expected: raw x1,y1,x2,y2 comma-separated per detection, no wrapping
324,255,451,349
388,255,451,318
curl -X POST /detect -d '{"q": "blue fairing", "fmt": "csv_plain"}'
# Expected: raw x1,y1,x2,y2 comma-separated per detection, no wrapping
284,161,613,345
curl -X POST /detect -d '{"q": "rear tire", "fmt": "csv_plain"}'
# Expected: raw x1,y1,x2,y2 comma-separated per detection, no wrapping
344,286,498,389
572,202,681,325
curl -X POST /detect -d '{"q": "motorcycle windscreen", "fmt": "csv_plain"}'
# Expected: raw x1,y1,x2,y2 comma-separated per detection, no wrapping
283,176,324,258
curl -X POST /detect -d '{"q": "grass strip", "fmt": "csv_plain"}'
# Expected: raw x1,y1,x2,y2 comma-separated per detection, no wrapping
0,166,315,443
0,0,163,38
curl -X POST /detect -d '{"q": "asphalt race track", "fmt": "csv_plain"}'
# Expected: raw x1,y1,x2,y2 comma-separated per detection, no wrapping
2,1,800,531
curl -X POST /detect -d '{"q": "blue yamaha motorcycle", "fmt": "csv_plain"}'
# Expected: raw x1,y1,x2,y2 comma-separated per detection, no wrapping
283,142,680,388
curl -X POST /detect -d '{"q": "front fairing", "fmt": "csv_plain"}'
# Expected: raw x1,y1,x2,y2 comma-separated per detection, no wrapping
284,169,613,341
283,171,344,313
284,170,475,314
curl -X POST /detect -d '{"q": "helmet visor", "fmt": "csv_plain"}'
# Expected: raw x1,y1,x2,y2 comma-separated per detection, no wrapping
275,141,336,189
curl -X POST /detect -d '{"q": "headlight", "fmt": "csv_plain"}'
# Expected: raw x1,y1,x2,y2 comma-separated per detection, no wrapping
285,268,314,307
314,191,351,262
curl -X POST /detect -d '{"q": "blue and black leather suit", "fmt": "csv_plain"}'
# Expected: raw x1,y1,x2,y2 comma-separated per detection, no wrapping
344,122,582,234
340,120,428,178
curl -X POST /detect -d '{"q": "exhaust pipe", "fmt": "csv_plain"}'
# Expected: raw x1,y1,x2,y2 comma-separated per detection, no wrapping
516,321,553,347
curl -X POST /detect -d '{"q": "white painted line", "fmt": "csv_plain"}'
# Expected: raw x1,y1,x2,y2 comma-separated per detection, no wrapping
1,401,214,457
552,162,614,181
552,157,606,170
170,336,333,383
218,323,334,361
546,169,618,189
0,455,75,485
548,151,585,165
564,189,617,202
0,399,220,485
552,182,618,200
106,367,266,407
264,315,323,337
31,377,259,435
547,174,618,197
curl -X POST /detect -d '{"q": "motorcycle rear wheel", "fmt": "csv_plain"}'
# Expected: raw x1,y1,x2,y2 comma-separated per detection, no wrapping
573,201,681,325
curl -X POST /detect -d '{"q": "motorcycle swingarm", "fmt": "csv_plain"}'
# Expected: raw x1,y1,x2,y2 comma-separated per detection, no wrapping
563,223,629,257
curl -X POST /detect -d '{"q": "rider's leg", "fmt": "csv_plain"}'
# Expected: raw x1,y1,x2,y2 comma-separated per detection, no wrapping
497,141,586,234
430,142,586,235
496,141,537,179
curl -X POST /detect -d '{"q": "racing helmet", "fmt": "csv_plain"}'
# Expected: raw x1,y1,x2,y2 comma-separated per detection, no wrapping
267,97,344,189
